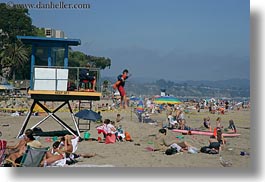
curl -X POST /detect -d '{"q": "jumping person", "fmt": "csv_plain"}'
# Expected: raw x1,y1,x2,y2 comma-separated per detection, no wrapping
113,69,129,109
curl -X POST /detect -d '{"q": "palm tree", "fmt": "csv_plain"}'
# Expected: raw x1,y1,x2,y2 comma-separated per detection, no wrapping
0,41,29,81
102,80,111,98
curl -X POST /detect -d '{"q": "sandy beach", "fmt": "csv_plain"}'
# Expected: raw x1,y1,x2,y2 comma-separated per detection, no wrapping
0,100,251,168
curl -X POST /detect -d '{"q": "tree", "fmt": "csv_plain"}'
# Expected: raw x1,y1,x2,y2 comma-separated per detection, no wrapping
33,26,45,37
86,55,111,69
0,3,112,81
0,3,34,44
0,3,33,81
0,41,29,81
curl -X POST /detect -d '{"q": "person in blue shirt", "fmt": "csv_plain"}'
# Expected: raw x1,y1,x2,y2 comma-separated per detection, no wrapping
114,69,129,109
79,63,96,91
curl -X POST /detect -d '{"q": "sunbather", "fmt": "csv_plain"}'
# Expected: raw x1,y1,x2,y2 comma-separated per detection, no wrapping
5,129,42,166
41,135,96,166
5,136,27,156
153,128,193,152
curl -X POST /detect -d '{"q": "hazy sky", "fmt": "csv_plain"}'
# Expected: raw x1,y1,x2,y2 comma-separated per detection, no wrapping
7,0,250,81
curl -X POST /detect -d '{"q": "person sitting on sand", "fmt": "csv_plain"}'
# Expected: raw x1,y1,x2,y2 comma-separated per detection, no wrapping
177,119,193,131
153,128,193,152
107,120,117,135
168,111,178,129
216,117,222,128
176,109,185,123
41,135,96,166
96,119,109,140
203,116,212,131
41,140,66,166
209,128,226,152
116,113,123,123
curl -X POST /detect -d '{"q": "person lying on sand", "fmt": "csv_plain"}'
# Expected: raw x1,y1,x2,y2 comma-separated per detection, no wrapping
41,135,96,166
153,128,193,152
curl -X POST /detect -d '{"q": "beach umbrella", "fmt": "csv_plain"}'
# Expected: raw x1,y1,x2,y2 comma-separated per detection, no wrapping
136,100,144,113
153,96,181,105
130,96,140,101
74,109,102,121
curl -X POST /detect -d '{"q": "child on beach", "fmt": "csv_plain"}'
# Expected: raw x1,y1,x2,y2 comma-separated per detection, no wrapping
203,116,212,131
116,113,124,123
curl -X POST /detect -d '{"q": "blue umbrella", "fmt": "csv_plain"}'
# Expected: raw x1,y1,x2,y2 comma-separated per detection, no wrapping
75,110,102,121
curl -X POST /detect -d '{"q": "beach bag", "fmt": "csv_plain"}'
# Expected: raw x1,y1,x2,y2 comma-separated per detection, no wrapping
125,131,132,141
105,134,116,144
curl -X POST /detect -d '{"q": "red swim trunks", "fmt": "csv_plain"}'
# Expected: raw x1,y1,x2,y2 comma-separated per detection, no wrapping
118,85,126,97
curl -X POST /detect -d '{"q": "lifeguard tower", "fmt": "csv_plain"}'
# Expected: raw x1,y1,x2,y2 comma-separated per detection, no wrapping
16,36,101,138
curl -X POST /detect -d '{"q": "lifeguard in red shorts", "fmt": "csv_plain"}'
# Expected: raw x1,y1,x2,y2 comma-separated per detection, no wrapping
113,69,129,109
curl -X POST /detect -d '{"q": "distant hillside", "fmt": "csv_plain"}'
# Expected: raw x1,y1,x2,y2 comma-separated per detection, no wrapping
178,79,250,89
100,77,250,98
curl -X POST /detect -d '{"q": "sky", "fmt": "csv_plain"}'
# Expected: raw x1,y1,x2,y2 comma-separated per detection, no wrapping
4,0,250,81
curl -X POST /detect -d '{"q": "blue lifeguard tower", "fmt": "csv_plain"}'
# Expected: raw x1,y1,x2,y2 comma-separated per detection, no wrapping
16,36,101,138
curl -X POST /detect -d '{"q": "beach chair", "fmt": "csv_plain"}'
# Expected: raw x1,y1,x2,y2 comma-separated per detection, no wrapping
0,140,7,166
20,145,49,167
6,145,49,167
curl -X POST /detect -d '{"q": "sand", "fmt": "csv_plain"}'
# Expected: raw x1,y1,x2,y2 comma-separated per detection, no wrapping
0,102,251,167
